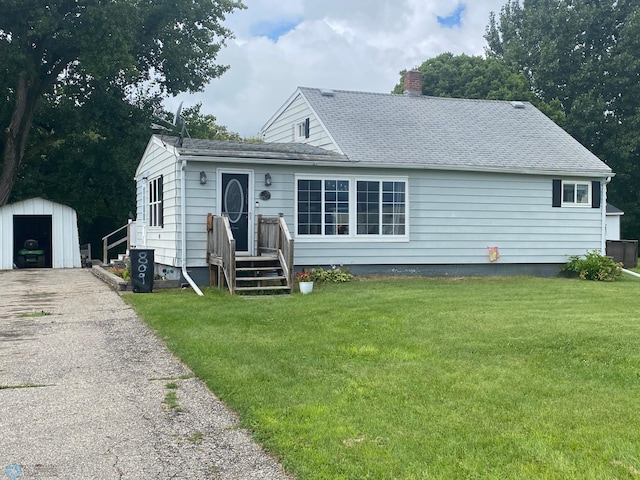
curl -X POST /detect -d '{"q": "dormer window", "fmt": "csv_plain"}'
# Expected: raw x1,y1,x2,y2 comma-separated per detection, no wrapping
295,118,310,141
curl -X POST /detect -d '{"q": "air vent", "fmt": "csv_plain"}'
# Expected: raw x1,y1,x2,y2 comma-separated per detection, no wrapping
510,101,525,109
320,89,335,97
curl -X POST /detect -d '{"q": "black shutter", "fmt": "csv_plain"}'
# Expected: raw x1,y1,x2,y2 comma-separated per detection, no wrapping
592,181,601,209
304,118,310,138
552,179,562,207
158,175,164,227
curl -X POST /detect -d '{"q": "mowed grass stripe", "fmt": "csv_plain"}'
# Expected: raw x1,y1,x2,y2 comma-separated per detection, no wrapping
126,275,640,479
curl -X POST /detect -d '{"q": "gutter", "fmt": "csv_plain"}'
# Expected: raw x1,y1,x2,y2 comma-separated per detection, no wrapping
179,153,613,178
601,178,609,254
180,157,204,296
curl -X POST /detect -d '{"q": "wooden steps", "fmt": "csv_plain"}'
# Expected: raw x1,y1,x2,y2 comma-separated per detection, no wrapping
234,256,291,294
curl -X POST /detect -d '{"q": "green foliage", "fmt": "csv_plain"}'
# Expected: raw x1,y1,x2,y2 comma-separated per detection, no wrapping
395,53,565,126
127,276,640,478
561,250,623,281
108,263,131,282
180,104,242,141
308,266,353,283
0,0,245,207
485,1,640,239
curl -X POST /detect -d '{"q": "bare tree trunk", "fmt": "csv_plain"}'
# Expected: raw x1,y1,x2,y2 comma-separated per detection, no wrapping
0,72,38,206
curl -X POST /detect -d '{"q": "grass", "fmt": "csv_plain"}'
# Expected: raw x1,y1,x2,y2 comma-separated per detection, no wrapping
20,310,52,317
125,275,640,479
163,382,183,412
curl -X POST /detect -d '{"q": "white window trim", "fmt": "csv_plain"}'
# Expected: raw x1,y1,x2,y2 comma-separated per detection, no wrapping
293,118,309,142
561,180,591,207
148,175,163,228
294,174,409,242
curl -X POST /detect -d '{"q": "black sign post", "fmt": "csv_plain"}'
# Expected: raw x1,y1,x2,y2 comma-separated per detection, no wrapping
130,249,154,293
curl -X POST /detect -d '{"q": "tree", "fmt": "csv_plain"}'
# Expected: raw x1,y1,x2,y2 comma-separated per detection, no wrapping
0,0,244,206
180,104,242,141
10,81,160,258
395,53,564,124
485,1,640,238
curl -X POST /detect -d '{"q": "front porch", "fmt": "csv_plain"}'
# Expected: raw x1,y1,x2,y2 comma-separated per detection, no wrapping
207,214,294,294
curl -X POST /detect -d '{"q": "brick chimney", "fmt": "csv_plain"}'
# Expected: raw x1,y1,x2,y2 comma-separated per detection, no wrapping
403,70,422,96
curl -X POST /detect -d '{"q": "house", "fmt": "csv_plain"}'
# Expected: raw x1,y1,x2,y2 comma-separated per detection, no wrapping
0,197,82,270
133,72,613,290
606,204,623,241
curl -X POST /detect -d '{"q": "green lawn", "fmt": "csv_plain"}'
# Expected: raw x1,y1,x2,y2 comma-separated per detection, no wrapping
126,275,640,479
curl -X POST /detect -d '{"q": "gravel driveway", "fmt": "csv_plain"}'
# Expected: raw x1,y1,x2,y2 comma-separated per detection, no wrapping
0,268,291,479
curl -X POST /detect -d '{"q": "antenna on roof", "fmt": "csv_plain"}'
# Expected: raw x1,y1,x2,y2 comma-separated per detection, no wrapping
173,102,183,126
150,102,191,147
172,102,190,147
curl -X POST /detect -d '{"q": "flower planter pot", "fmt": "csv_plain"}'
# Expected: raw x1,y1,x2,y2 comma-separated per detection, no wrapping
299,281,313,294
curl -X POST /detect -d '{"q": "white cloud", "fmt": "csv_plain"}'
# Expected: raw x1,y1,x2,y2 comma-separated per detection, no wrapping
168,0,508,138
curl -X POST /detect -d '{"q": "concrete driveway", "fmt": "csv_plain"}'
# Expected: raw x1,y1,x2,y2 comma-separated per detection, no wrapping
0,268,291,479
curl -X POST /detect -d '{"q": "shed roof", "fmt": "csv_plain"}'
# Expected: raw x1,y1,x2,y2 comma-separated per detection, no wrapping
289,87,612,176
606,204,624,215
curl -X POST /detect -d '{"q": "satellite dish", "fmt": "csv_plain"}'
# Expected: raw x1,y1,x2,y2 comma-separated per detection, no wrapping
173,102,183,126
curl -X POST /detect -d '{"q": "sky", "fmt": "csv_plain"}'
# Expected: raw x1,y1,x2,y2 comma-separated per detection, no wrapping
169,0,508,139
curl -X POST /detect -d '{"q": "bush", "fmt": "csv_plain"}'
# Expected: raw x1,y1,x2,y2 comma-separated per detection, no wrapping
561,250,623,281
309,266,353,283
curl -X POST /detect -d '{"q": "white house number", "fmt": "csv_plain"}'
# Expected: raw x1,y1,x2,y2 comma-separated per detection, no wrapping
137,251,149,284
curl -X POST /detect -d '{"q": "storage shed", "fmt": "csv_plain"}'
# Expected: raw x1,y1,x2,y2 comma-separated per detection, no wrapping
0,197,81,270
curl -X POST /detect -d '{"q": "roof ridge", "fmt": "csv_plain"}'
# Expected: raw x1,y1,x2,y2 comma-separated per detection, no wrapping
297,86,531,104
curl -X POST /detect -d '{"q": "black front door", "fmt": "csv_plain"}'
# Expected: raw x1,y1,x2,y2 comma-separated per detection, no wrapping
221,172,250,252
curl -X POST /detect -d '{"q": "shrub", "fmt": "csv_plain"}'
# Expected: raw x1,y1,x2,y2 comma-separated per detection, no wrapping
561,250,623,281
309,266,353,283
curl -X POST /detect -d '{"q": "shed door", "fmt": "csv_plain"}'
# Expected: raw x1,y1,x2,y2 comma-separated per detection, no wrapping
221,172,250,253
13,215,53,268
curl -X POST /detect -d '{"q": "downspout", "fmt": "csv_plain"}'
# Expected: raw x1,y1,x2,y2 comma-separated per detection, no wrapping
180,157,204,296
622,268,640,278
601,176,611,254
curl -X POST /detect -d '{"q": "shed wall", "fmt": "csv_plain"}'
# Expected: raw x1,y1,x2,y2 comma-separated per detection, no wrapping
0,198,81,269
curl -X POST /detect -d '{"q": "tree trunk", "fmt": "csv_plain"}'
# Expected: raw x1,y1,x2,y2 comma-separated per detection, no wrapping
0,72,39,206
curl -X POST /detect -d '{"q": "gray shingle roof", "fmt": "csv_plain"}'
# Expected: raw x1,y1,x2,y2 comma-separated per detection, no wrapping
298,87,612,176
157,135,347,161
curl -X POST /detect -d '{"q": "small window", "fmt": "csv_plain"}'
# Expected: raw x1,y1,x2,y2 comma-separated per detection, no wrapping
562,181,590,206
149,175,164,227
294,118,310,141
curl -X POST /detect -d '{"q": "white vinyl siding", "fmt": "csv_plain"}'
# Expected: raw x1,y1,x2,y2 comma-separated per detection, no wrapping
262,92,339,152
291,169,603,266
148,175,163,227
134,137,180,267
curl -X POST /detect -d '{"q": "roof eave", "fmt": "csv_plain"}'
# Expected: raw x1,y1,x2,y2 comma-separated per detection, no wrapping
179,150,350,164
336,161,614,178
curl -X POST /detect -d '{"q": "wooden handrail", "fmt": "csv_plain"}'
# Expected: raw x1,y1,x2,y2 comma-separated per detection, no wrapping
278,214,294,287
102,223,131,264
257,213,294,288
209,213,293,293
207,214,236,293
